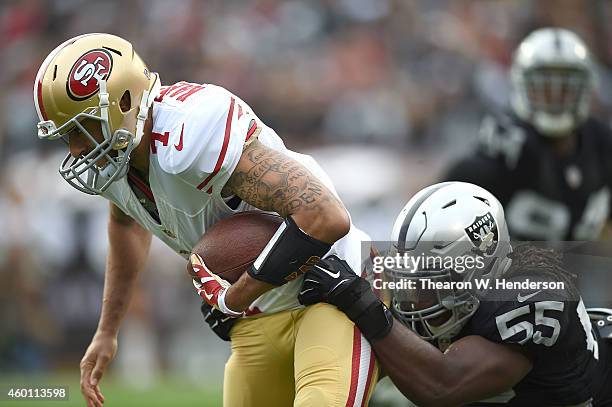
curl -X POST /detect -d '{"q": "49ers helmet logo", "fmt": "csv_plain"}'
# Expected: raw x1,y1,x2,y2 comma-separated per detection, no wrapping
67,49,113,100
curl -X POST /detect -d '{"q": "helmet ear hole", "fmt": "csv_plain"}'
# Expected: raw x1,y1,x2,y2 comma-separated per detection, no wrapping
120,90,131,113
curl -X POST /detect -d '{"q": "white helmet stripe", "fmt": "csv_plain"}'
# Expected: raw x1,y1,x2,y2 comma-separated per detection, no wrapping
393,182,453,250
397,186,441,249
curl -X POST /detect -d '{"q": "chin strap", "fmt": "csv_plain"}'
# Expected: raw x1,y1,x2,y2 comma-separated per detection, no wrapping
134,73,162,148
98,79,112,142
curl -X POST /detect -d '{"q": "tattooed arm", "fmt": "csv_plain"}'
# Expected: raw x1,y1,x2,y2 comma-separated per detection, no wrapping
223,139,349,240
221,139,350,310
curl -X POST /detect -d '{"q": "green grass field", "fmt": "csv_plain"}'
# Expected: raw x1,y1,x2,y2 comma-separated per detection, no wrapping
0,373,223,406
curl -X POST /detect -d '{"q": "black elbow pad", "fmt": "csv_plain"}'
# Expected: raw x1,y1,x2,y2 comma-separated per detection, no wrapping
247,215,332,286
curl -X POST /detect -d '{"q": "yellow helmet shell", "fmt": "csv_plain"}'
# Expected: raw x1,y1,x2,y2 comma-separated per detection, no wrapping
34,33,155,137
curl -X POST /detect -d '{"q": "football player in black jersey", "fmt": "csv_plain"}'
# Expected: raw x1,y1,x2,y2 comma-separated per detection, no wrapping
443,28,612,241
298,182,612,406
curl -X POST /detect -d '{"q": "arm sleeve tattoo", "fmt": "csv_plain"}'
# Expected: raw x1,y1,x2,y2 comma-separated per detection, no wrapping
224,140,341,217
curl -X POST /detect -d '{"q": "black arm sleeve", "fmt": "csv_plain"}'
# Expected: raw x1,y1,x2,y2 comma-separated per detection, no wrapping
248,216,332,286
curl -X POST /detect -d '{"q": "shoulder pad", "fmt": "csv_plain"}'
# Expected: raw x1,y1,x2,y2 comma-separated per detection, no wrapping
156,88,237,176
588,308,612,339
478,114,527,170
581,118,612,147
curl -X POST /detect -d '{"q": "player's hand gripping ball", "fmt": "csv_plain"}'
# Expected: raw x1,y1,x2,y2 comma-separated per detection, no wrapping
188,212,284,317
189,253,242,317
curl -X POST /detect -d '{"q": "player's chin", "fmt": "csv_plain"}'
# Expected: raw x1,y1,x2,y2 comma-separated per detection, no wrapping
94,155,114,169
94,150,119,168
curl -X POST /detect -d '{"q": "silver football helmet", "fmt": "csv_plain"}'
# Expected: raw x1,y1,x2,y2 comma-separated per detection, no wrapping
385,182,512,343
510,28,594,137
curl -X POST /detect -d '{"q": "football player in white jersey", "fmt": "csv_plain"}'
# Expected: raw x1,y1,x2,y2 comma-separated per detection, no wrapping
35,34,377,407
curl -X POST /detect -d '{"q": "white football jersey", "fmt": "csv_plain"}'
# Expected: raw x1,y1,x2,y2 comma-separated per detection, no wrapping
101,82,368,315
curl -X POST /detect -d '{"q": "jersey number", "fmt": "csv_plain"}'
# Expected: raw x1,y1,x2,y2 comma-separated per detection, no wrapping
154,82,205,103
496,301,564,347
506,187,610,240
496,300,600,357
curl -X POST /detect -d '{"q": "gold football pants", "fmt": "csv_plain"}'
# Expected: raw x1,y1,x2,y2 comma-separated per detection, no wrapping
224,303,379,407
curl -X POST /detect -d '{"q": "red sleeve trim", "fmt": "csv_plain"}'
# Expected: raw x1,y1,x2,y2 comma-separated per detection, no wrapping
245,119,258,142
196,97,235,192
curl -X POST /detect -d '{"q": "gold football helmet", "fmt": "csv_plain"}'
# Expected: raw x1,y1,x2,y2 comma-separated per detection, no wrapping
34,33,161,194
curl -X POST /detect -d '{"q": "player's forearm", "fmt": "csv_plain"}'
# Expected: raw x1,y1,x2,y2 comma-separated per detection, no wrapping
226,199,350,311
225,273,274,312
97,212,152,336
222,140,349,311
373,323,528,406
223,197,348,312
371,322,462,407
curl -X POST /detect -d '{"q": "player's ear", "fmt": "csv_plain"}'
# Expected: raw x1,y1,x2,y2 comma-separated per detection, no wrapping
120,91,131,113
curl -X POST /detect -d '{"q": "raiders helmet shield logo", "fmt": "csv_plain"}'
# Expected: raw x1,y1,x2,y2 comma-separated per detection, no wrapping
464,212,498,255
67,49,113,101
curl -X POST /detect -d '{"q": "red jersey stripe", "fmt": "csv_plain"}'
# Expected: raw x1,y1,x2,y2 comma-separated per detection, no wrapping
128,172,155,202
346,326,362,407
360,347,376,407
197,97,235,191
176,85,205,102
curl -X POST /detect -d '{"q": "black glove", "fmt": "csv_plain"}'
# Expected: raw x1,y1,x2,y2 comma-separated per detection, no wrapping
299,255,393,341
201,300,236,341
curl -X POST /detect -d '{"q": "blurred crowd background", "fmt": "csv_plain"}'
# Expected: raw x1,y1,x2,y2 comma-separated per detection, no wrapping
2,0,612,399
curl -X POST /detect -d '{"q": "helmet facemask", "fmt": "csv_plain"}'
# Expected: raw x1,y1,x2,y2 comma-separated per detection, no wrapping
384,242,495,343
512,66,591,136
37,75,160,195
510,28,594,137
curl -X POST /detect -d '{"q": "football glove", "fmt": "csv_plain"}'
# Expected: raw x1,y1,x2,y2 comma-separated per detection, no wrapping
201,301,236,341
298,255,393,341
190,253,244,317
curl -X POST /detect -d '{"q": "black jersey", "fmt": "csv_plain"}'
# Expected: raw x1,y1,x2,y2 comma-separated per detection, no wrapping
444,114,612,241
591,308,612,406
457,272,602,406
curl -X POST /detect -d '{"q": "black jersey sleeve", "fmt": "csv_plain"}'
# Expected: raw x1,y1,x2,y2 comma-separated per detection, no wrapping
584,118,612,188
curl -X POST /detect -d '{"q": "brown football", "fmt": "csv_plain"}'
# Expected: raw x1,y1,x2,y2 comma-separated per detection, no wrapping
188,211,284,283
